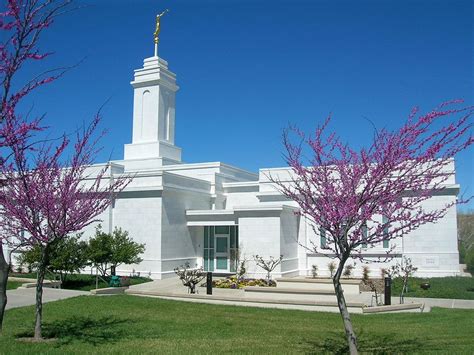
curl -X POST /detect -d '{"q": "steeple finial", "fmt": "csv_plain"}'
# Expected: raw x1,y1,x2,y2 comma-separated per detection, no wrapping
153,9,169,57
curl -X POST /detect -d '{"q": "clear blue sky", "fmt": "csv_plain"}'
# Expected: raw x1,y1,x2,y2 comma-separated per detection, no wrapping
17,0,474,210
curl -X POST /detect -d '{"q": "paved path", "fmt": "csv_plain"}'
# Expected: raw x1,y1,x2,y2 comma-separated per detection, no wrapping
403,296,474,309
6,287,89,310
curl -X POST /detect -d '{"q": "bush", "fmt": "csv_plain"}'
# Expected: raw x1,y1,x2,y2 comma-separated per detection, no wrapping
459,242,467,263
328,261,336,277
343,264,354,278
465,248,474,273
87,225,145,277
16,234,88,282
210,276,276,289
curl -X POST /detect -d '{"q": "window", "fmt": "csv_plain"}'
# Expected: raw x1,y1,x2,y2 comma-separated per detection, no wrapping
215,226,230,235
203,226,214,271
320,227,327,248
361,223,368,249
230,226,239,272
382,216,389,249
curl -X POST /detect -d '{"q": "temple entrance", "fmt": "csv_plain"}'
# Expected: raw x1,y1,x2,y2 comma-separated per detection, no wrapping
203,226,238,273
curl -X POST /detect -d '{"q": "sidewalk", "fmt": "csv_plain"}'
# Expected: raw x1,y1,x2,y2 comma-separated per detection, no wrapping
6,287,89,310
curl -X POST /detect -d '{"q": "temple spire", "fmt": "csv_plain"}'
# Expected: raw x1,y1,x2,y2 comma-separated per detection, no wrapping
153,9,169,57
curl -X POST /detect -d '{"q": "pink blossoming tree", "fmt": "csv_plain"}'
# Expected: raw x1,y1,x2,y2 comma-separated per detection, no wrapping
0,0,131,339
272,102,473,354
0,0,72,333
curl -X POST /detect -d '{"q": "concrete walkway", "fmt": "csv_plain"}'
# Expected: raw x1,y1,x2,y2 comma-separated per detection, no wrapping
403,296,474,309
126,277,474,312
6,287,89,310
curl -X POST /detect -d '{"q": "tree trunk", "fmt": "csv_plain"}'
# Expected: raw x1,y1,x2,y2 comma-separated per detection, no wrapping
0,247,10,334
34,247,49,340
333,258,358,355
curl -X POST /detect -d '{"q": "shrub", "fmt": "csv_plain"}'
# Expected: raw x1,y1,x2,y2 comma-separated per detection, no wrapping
87,225,145,277
328,261,336,277
16,234,88,283
343,264,354,278
362,266,381,306
311,265,318,278
174,262,206,294
211,277,276,289
253,255,283,282
465,248,474,273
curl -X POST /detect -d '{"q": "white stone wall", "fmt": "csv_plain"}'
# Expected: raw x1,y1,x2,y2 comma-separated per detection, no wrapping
279,209,300,277
238,215,282,278
160,187,211,278
112,191,163,278
403,195,459,277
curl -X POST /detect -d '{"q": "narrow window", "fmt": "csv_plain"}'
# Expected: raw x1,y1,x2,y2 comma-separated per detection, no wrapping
320,227,326,248
361,223,368,249
382,216,389,249
203,226,214,271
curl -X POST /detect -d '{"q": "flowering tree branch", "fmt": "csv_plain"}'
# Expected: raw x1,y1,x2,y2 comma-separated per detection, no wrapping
271,101,473,354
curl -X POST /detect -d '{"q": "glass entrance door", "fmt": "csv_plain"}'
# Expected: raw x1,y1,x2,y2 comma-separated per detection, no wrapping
203,226,238,273
215,235,229,271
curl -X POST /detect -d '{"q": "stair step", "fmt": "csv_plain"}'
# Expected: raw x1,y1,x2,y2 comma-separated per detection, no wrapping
276,278,360,294
126,289,366,313
245,287,335,295
244,286,338,302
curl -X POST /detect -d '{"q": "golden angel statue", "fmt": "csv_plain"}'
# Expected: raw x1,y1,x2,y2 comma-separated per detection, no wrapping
154,9,169,45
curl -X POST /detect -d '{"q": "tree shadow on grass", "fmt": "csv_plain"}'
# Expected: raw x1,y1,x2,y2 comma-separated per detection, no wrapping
16,316,133,346
302,329,424,354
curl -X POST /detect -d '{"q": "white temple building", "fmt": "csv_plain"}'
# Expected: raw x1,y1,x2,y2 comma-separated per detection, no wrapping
74,42,462,280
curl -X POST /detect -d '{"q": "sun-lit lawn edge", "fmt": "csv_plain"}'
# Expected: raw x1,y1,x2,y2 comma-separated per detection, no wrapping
9,272,152,291
1,295,473,354
391,276,474,300
6,281,24,290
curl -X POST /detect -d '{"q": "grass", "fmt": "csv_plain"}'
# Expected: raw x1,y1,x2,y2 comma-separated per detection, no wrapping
392,276,474,300
9,272,152,291
1,295,473,353
6,281,23,290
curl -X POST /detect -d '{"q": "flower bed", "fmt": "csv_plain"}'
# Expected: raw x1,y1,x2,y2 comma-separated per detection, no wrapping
209,276,276,289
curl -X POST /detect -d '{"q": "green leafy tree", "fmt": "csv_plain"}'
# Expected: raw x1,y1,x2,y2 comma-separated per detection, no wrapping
458,211,474,264
87,225,145,277
16,235,88,283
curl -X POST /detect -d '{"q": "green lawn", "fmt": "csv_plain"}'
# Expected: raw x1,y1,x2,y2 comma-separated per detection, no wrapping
9,273,152,291
6,281,23,290
392,276,474,300
1,295,473,354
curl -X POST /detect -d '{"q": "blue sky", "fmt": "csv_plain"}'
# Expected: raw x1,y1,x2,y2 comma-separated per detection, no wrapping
15,0,473,210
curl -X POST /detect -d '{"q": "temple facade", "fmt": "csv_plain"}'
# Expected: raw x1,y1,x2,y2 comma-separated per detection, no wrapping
67,46,462,280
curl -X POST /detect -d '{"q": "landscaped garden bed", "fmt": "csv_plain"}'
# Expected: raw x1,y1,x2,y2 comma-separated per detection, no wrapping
210,276,276,289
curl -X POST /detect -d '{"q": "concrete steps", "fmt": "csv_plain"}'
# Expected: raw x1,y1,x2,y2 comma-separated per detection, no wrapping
244,286,338,302
125,285,426,314
276,278,361,294
126,288,366,313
